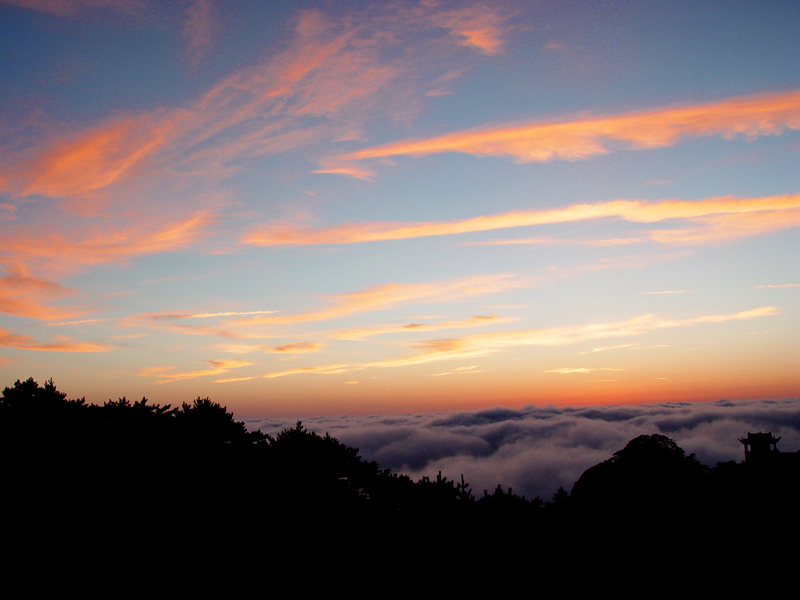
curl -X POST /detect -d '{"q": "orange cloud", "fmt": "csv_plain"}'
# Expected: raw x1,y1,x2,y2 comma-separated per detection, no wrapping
131,308,312,342
144,309,280,321
263,364,355,379
11,10,386,199
243,193,800,247
182,0,216,67
18,113,178,198
450,306,779,351
429,365,484,376
269,342,321,353
584,343,640,353
2,10,366,200
257,306,779,377
4,3,511,205
214,376,254,384
332,314,514,340
137,358,253,384
0,328,113,352
241,274,524,325
369,306,780,367
312,167,376,181
648,205,800,244
545,367,625,374
0,0,146,17
0,263,87,321
5,212,216,274
366,338,491,368
338,89,800,164
463,236,644,247
430,3,509,55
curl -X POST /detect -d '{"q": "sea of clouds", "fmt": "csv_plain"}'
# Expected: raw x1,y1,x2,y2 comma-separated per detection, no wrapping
247,397,800,501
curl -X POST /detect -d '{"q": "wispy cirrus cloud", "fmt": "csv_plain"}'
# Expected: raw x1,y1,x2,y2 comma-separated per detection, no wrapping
430,365,483,377
0,1,517,338
137,358,253,383
638,290,694,295
0,0,147,17
545,367,625,374
268,342,321,354
445,306,779,352
42,309,283,343
462,236,643,247
0,263,86,321
335,89,800,166
243,193,800,247
182,0,217,67
4,212,217,275
260,306,778,378
123,279,519,340
648,206,800,244
13,113,177,199
144,309,280,321
2,2,510,202
311,166,376,181
0,328,113,352
580,343,671,354
429,1,511,55
241,274,525,326
263,363,355,379
332,314,513,340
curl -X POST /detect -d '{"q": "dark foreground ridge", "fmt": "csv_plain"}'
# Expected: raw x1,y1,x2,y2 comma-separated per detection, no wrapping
3,378,799,549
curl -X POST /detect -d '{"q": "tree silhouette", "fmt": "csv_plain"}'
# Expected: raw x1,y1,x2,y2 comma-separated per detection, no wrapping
1,377,89,448
5,376,800,545
176,396,266,447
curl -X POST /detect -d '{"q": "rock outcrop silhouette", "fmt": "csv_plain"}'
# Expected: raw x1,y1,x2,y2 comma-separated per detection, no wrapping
570,433,707,513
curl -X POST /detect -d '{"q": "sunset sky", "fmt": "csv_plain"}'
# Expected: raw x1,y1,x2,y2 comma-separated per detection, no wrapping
2,0,798,419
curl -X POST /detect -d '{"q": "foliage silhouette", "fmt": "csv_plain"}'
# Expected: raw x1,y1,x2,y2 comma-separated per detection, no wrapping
3,377,800,543
570,433,709,525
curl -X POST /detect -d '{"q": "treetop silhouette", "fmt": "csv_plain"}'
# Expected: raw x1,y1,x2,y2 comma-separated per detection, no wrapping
2,377,799,537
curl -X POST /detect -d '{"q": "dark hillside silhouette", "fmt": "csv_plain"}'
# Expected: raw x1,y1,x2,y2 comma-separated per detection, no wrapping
570,431,800,534
3,377,799,545
570,433,707,514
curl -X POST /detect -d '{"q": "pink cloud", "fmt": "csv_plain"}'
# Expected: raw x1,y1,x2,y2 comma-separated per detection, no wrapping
257,306,779,377
269,342,322,354
4,211,217,275
243,193,800,247
182,0,216,67
332,314,515,340
137,358,253,383
241,274,524,325
263,364,355,379
430,2,510,55
0,263,86,321
2,3,513,204
0,0,147,17
15,113,178,199
337,89,800,165
0,328,113,352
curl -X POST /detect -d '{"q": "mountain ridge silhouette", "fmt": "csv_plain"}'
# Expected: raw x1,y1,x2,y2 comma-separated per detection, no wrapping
3,377,798,549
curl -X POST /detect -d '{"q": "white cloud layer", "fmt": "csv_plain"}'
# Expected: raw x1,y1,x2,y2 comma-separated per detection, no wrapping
248,397,800,500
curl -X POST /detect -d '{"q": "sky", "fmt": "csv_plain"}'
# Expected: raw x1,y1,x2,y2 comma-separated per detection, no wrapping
1,0,799,424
